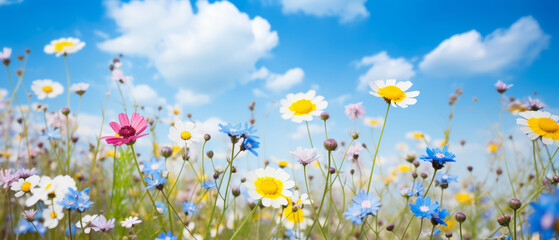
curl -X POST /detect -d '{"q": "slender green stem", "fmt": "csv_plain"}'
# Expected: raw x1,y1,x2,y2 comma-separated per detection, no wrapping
306,121,314,148
366,104,390,193
532,140,539,178
459,223,463,240
68,209,73,240
230,200,261,240
129,145,161,218
415,218,423,240
306,151,332,239
161,191,197,240
513,210,517,240
429,225,435,240
423,169,438,199
64,54,71,107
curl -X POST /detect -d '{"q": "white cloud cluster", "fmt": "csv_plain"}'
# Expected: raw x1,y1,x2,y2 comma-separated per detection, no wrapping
99,0,279,92
0,0,22,6
251,67,304,92
131,84,167,105
419,16,550,77
356,51,415,90
280,0,369,23
174,88,210,106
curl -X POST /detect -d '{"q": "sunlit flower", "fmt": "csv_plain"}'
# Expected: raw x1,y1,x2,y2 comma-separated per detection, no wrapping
167,104,182,118
343,190,381,225
280,90,328,123
76,214,98,234
245,167,295,208
409,196,439,218
155,201,167,215
44,38,85,56
347,143,364,159
43,205,64,229
406,131,429,141
11,175,40,197
70,82,89,96
455,192,474,204
517,111,559,145
42,128,62,139
434,173,458,185
0,88,8,100
182,201,198,216
142,157,166,176
0,47,11,61
31,79,64,100
369,79,419,108
507,100,529,115
431,208,450,226
91,215,115,232
25,175,77,207
420,146,456,169
344,102,366,120
291,191,311,208
363,117,383,128
486,140,501,153
282,200,311,229
145,172,167,190
168,120,202,147
102,113,149,146
528,97,545,111
120,216,142,229
0,169,19,189
495,80,513,94
290,147,320,166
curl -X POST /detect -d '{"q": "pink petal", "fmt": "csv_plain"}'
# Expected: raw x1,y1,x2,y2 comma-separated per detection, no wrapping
135,125,148,135
109,122,121,133
118,113,130,126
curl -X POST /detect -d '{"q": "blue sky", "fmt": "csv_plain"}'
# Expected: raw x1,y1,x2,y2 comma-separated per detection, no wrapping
1,0,558,172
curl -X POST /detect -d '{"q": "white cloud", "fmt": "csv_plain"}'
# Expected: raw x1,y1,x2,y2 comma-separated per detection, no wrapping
94,30,109,39
289,123,322,140
264,67,304,91
174,88,210,106
251,67,304,92
356,51,415,90
195,117,226,138
131,84,167,106
252,88,268,98
99,0,279,92
0,0,22,6
419,16,550,77
280,0,369,23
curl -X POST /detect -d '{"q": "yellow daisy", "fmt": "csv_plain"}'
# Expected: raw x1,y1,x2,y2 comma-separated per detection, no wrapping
517,111,559,145
245,167,294,208
280,90,328,123
44,38,85,57
369,79,419,108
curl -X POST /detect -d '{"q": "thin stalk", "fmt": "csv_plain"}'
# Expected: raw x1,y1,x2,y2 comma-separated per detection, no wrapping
365,104,390,193
230,200,261,239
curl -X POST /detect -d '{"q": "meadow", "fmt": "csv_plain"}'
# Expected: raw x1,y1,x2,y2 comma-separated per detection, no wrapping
0,39,558,240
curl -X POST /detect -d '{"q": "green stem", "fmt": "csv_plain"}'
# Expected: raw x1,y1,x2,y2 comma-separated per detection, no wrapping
366,103,390,193
306,121,314,148
230,200,261,240
64,54,71,107
423,169,438,199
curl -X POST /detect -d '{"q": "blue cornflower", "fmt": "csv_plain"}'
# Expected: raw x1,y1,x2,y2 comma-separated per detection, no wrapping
42,128,62,139
241,123,258,140
242,137,260,156
59,187,79,210
155,231,177,240
142,157,166,176
202,180,216,189
155,201,167,215
431,208,450,226
409,196,439,218
182,201,198,216
218,123,244,138
420,146,456,169
65,224,77,236
76,188,94,212
145,172,167,190
343,190,381,225
528,188,559,239
344,204,365,225
405,181,425,197
435,173,458,185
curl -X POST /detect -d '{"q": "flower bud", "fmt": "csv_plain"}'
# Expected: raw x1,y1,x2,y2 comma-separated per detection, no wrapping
351,132,359,140
455,212,466,223
182,152,189,161
61,107,70,116
497,215,511,226
412,173,418,179
509,198,522,210
413,161,420,167
232,187,240,197
421,173,428,179
26,48,31,54
232,166,237,173
467,166,473,172
241,177,246,183
160,146,173,158
496,168,502,175
324,139,338,151
187,113,192,118
320,112,330,121
445,232,453,238
350,169,355,175
460,139,466,146
17,55,23,61
204,134,211,141
386,224,394,231
206,150,214,159
213,173,219,180
328,168,336,174
71,136,79,143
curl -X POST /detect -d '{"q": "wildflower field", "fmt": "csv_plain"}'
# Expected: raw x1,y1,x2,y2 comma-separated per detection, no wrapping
1,1,559,240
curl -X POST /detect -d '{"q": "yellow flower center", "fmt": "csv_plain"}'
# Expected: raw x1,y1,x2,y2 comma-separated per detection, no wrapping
288,99,316,116
278,161,288,168
538,118,559,133
4,152,11,158
42,85,53,93
173,109,179,115
377,86,406,102
488,144,499,152
21,182,31,192
50,211,57,218
369,120,379,125
255,177,283,199
53,41,75,52
412,133,424,139
180,131,191,140
528,117,559,139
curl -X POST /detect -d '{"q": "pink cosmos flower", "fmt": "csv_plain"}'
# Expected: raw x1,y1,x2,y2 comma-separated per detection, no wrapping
102,113,148,146
344,102,366,120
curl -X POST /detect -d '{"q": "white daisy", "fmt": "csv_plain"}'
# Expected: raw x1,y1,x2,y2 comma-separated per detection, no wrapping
291,190,311,208
363,117,383,128
10,175,40,197
0,88,8,100
369,79,419,108
0,47,11,61
25,175,76,207
168,120,203,147
44,38,85,57
167,104,182,118
244,167,295,208
517,111,559,145
76,214,99,234
406,131,430,142
70,82,89,96
31,79,64,100
280,90,328,123
43,204,64,229
120,216,142,229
